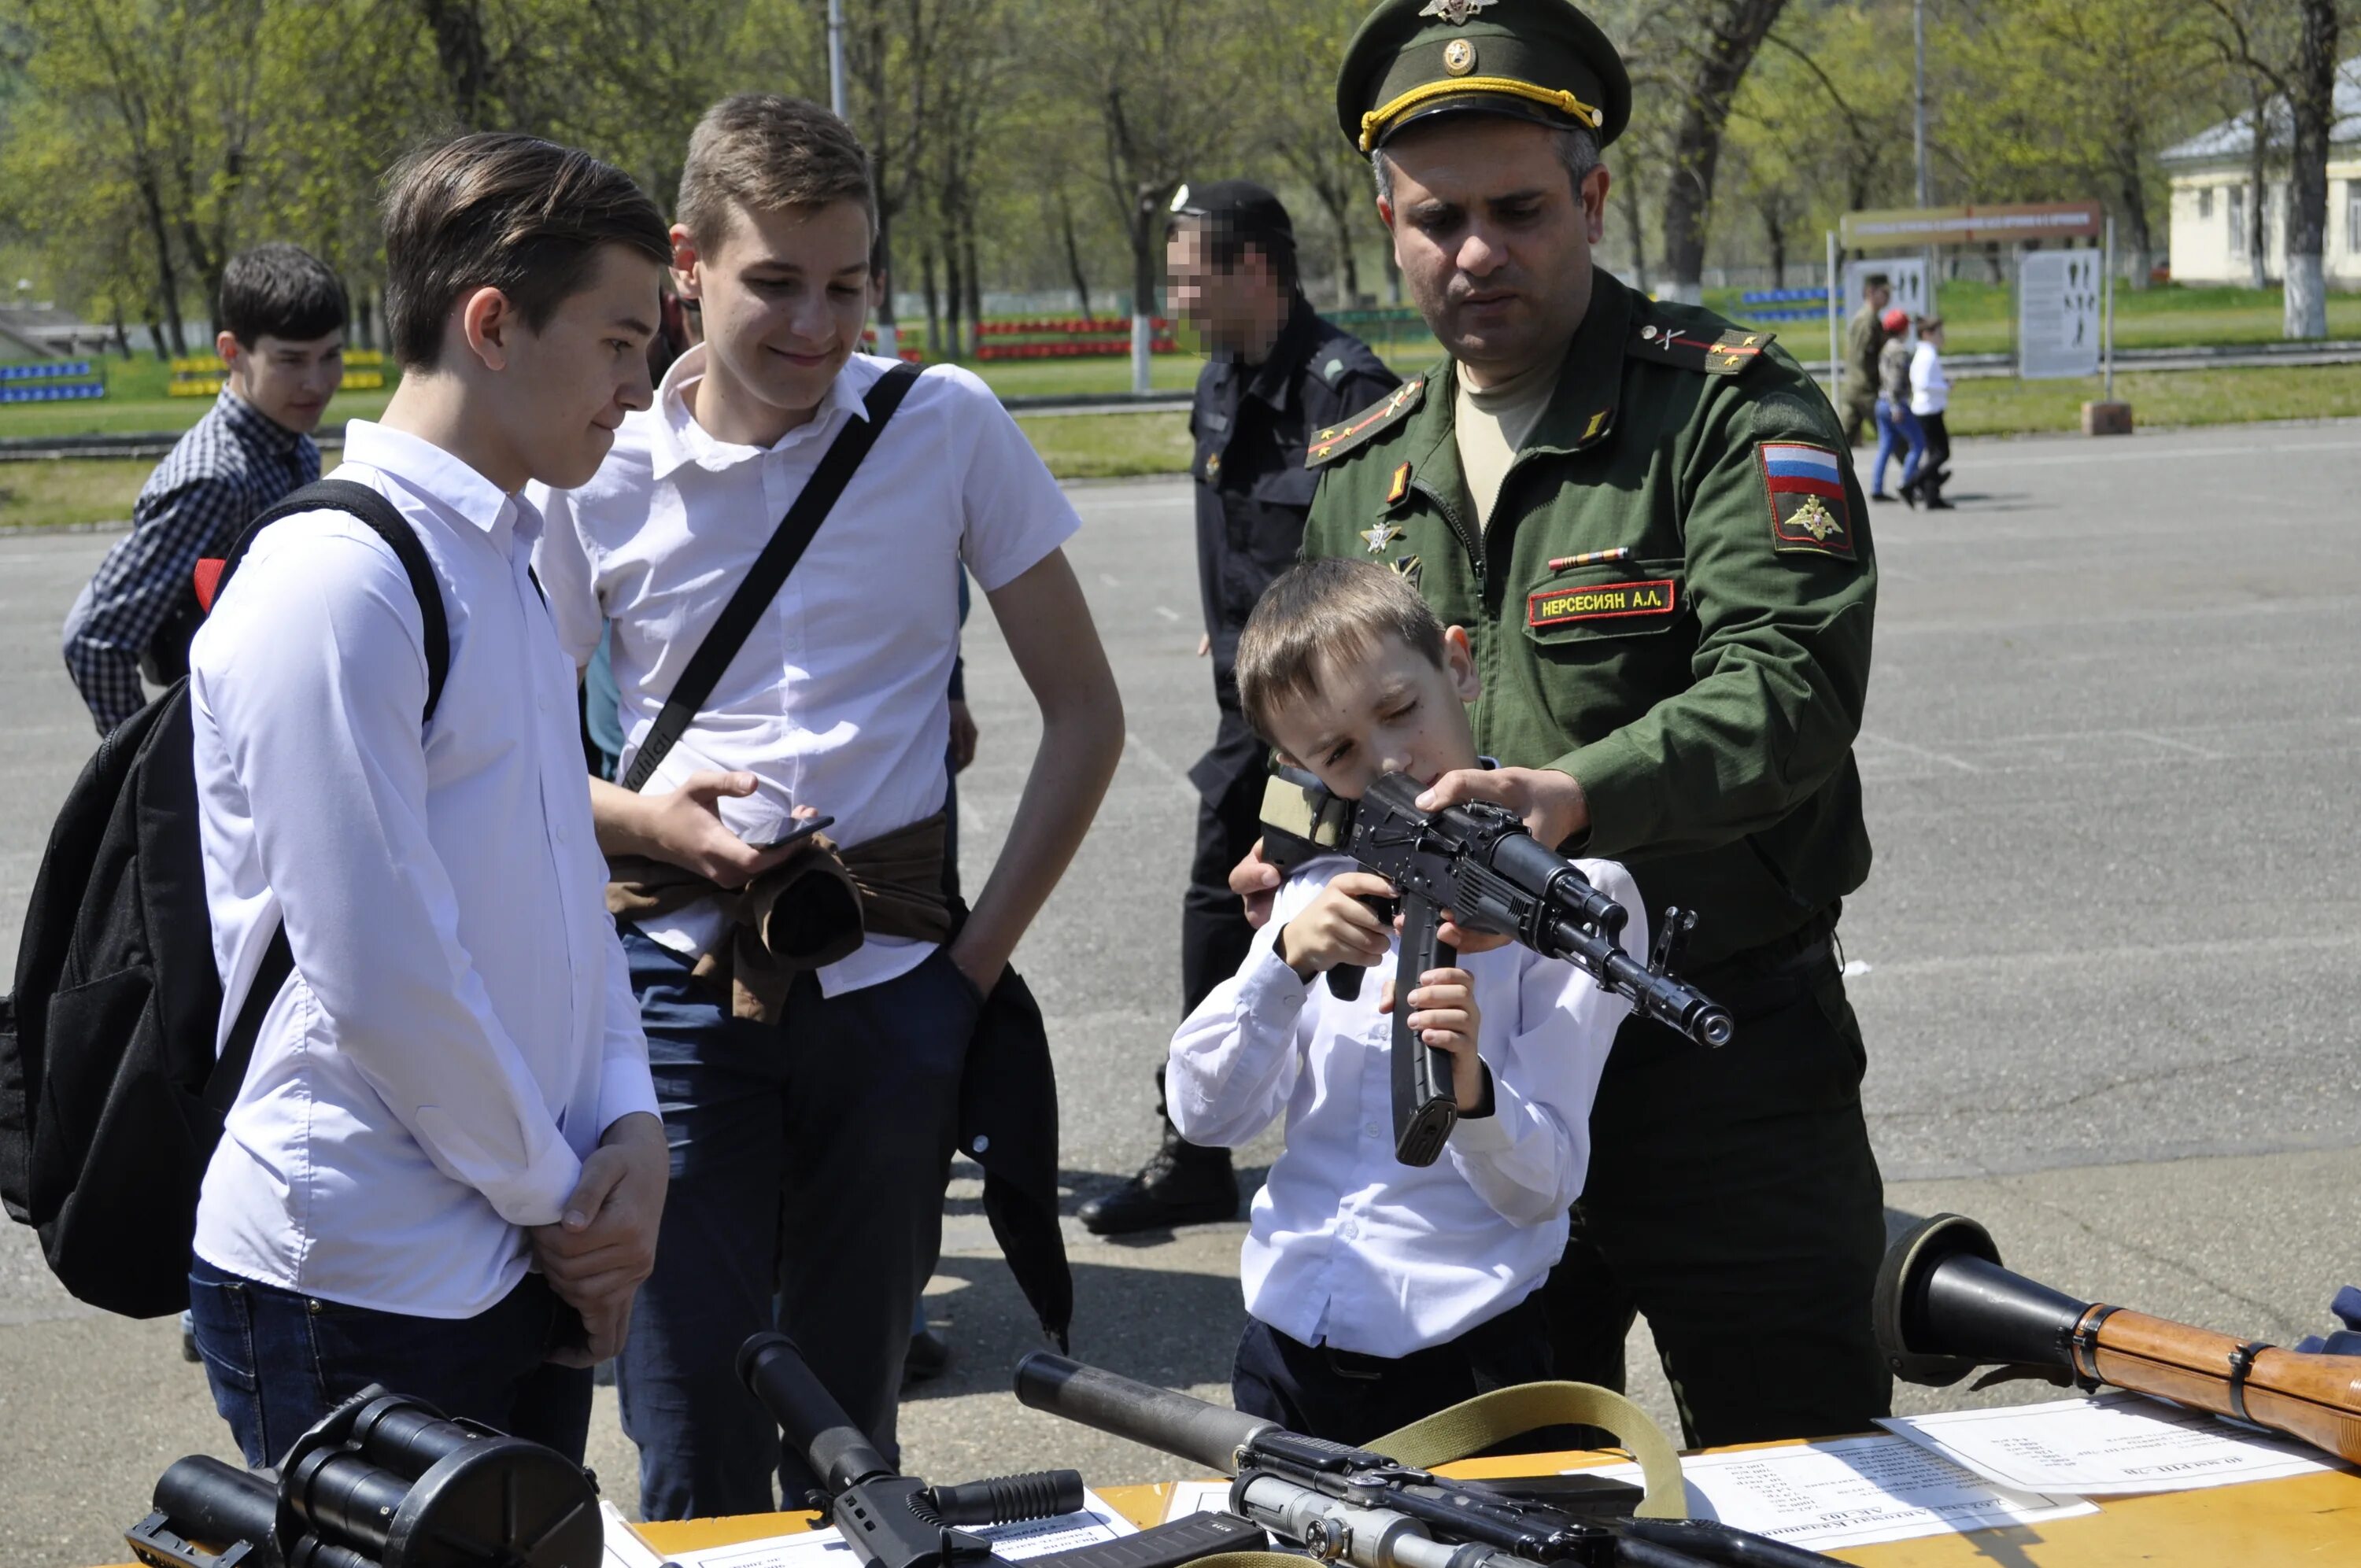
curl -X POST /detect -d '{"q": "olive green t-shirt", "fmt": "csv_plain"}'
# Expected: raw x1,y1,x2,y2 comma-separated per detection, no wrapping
1455,350,1562,527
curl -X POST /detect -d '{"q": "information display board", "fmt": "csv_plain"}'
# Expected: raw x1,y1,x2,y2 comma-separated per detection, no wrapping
2019,249,2104,379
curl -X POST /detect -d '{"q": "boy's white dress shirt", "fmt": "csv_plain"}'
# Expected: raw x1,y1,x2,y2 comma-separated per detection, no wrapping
532,349,1080,997
190,420,659,1319
1167,854,1642,1360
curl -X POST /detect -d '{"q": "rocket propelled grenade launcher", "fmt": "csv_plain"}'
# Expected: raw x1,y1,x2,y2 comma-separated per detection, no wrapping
1877,1212,2361,1465
1261,768,1734,1166
1012,1352,1844,1568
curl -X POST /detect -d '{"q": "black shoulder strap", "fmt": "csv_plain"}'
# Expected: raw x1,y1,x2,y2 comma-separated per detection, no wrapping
623,360,925,791
215,478,453,723
201,477,458,1111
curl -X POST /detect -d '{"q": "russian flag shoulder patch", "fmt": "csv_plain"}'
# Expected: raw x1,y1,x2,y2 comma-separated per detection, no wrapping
1757,441,1856,559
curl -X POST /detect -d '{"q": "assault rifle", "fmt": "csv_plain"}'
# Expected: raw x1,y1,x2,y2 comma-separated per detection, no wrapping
1014,1352,1843,1568
738,1333,1265,1568
1262,769,1734,1166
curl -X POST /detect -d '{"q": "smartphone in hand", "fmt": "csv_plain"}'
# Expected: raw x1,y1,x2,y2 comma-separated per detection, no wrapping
749,814,835,854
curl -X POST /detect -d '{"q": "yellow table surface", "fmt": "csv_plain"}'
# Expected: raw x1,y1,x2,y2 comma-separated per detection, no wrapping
631,1441,2361,1566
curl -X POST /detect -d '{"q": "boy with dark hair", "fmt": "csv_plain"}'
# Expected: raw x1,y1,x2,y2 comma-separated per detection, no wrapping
63,242,349,732
185,132,674,1467
535,92,1123,1517
1169,559,1639,1444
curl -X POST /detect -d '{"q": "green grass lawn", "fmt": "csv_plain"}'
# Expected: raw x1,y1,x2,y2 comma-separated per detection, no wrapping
0,456,156,529
8,363,2353,529
1709,279,2361,357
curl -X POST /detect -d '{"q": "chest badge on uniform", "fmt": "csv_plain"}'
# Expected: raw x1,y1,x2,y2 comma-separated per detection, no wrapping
1389,554,1424,591
1206,452,1222,481
1386,462,1412,504
1757,441,1858,561
1362,518,1404,554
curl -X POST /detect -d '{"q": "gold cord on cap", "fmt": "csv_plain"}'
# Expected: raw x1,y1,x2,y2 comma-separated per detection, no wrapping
1358,76,1602,151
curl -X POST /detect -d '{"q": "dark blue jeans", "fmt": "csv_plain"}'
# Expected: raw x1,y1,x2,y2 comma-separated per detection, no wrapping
615,925,975,1520
187,1256,592,1467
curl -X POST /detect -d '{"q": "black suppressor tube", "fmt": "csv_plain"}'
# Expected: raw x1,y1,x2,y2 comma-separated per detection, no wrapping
740,1331,896,1490
1013,1352,1276,1475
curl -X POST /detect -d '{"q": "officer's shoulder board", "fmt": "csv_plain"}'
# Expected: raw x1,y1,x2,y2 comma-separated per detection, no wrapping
1628,314,1773,378
1306,375,1426,468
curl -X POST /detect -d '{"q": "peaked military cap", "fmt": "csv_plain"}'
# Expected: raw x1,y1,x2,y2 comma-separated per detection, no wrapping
1336,0,1631,155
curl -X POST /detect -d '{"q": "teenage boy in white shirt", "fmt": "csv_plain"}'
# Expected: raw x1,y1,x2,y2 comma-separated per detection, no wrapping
185,132,674,1467
1167,559,1640,1444
534,94,1123,1518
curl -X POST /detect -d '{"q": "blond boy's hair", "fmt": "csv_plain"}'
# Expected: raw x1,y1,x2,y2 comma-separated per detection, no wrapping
676,93,875,251
1236,559,1447,743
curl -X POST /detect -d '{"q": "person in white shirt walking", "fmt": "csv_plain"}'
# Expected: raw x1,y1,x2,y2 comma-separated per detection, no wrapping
534,94,1122,1518
185,132,674,1467
1167,560,1640,1444
1907,316,1954,511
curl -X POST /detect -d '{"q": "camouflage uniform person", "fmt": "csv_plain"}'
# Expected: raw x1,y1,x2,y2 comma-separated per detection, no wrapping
1840,273,1893,447
1245,0,1890,1446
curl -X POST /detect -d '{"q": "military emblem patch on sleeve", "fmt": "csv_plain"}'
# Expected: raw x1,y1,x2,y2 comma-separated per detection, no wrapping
1757,441,1857,559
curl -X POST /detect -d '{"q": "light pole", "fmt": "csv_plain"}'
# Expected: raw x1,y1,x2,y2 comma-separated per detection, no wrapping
1912,0,1929,210
828,0,846,117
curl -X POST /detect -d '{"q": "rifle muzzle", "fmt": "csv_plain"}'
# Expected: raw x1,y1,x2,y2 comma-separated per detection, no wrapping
741,1331,894,1492
1014,1352,1277,1475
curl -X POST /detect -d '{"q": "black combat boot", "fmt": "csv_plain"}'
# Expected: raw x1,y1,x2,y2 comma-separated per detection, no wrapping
1079,1123,1240,1234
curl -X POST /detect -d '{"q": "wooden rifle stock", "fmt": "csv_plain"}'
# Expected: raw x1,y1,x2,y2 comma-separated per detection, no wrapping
1878,1212,2361,1466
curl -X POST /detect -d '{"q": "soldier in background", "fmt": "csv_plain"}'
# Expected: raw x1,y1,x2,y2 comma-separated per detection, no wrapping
1841,271,1892,447
1081,181,1397,1234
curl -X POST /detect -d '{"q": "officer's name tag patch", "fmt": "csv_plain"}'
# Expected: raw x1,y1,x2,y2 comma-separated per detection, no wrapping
1528,578,1677,628
1758,441,1855,559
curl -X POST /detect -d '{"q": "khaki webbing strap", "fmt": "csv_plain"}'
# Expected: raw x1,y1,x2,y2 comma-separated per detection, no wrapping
1373,1381,1687,1520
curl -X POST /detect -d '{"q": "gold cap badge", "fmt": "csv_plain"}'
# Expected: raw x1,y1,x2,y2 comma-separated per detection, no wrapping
1443,38,1476,75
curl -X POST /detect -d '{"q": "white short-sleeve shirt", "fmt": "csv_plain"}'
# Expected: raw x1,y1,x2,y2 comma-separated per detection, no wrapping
533,349,1081,995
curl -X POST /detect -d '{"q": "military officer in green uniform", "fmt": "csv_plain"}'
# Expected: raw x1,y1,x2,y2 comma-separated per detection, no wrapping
1236,0,1891,1446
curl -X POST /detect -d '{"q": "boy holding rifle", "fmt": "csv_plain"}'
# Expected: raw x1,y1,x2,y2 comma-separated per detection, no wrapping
1166,559,1641,1444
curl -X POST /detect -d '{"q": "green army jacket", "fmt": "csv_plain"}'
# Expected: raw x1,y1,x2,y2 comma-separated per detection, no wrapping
1299,269,1875,965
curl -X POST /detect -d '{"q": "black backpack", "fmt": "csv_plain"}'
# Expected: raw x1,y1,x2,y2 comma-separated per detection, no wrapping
0,480,449,1317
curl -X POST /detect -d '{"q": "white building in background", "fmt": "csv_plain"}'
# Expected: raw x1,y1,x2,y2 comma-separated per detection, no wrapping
2162,56,2361,287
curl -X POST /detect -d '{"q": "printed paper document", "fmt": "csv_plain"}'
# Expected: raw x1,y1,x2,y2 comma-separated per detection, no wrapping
1573,1433,2095,1552
1879,1392,2340,1496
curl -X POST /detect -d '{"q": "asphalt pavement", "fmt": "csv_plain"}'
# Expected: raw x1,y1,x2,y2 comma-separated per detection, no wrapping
5,419,2361,1563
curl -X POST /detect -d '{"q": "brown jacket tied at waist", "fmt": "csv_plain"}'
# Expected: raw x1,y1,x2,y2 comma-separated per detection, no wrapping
606,811,952,1022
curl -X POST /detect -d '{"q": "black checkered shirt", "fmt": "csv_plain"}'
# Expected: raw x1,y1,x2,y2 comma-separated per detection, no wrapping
62,389,319,732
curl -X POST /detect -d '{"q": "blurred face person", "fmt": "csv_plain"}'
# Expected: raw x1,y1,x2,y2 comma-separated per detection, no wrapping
1867,281,1893,313
1166,220,1285,360
219,329,345,434
672,197,873,445
1374,115,1610,387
